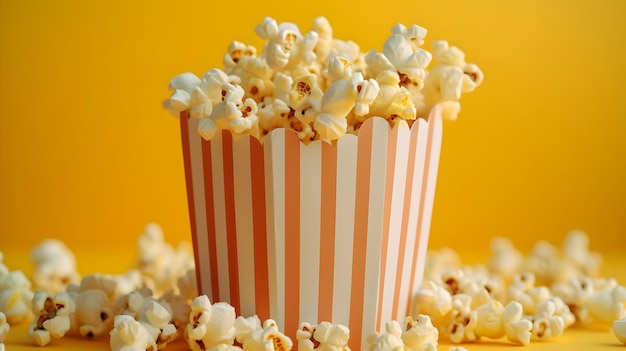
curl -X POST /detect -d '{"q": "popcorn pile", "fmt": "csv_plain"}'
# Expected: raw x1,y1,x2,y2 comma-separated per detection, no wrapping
0,223,195,348
164,16,483,144
2,227,626,350
414,230,626,346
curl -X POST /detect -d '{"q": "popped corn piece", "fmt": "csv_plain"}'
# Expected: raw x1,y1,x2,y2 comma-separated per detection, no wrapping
235,315,262,345
186,295,236,351
587,285,626,324
0,269,34,325
110,314,157,351
136,223,195,295
255,17,319,73
364,29,432,90
30,239,80,293
365,71,416,124
420,40,482,120
69,288,114,338
28,291,74,346
401,315,439,351
159,289,192,330
296,321,350,351
469,300,504,340
530,300,565,340
0,312,9,348
448,347,469,351
242,319,293,351
167,73,202,111
365,321,404,351
562,230,602,278
314,68,371,141
501,301,532,346
487,237,523,281
177,268,198,302
613,318,626,344
413,281,453,324
446,294,476,343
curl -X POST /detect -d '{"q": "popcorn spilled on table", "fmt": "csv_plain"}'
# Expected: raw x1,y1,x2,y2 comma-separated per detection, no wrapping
1,225,625,350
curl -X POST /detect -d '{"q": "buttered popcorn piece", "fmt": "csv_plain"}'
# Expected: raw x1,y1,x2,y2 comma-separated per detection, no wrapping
242,319,293,351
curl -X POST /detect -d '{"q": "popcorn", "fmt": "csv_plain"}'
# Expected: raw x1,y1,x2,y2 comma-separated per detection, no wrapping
613,318,626,344
529,300,565,340
28,291,74,346
165,16,483,143
110,314,157,351
30,239,80,293
365,321,404,351
241,319,293,351
420,40,483,120
235,315,262,345
186,295,237,351
296,321,350,351
136,222,195,295
0,268,34,325
67,288,114,338
400,315,439,351
0,312,9,351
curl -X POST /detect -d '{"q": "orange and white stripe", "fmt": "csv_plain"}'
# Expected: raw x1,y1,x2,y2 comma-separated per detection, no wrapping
180,106,443,351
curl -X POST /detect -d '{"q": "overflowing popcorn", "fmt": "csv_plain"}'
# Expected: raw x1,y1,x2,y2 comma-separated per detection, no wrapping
164,16,483,143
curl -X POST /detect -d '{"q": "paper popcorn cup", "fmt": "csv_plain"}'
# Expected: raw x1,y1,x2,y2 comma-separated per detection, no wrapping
180,106,443,350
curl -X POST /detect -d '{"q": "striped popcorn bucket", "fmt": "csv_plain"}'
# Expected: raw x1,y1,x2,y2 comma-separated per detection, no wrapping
180,106,443,350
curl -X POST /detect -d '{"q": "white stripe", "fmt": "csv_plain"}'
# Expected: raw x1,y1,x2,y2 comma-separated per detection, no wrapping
362,118,389,343
210,131,231,302
332,134,358,326
299,141,322,324
265,128,286,329
188,117,212,299
380,121,411,324
413,110,443,296
233,136,256,316
396,119,429,318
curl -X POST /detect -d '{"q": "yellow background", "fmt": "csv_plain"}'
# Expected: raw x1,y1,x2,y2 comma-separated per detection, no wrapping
1,0,625,257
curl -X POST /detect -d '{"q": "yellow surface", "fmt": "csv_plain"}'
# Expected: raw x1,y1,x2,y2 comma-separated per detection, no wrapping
1,0,626,254
3,249,626,350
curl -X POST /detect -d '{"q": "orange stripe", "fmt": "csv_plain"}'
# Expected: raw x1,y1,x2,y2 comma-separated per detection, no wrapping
376,123,397,328
407,118,435,313
201,138,220,301
179,110,204,296
394,125,419,317
284,131,300,338
349,122,373,351
318,141,337,323
222,130,241,312
250,137,270,321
